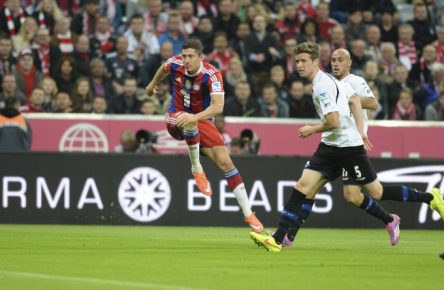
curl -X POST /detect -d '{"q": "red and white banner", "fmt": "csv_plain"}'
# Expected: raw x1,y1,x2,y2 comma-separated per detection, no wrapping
26,114,444,158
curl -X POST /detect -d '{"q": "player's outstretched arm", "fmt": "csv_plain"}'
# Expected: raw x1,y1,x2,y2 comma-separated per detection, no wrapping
146,64,170,97
360,96,378,110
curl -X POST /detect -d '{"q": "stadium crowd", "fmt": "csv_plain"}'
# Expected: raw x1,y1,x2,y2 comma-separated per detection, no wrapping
0,0,443,121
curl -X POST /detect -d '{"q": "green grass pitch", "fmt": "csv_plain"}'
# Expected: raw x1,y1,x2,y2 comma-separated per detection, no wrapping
0,225,442,290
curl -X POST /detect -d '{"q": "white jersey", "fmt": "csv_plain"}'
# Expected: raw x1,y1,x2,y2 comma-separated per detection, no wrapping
312,70,363,147
342,74,375,133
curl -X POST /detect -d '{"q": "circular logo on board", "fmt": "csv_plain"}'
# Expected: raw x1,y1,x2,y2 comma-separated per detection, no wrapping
59,123,109,152
118,167,171,222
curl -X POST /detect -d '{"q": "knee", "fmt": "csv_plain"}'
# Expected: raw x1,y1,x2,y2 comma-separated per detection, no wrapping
367,183,383,200
295,180,313,196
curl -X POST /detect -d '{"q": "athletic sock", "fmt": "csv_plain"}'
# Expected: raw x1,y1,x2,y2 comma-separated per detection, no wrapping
359,195,393,224
381,185,433,204
225,168,252,217
273,189,314,244
183,128,202,173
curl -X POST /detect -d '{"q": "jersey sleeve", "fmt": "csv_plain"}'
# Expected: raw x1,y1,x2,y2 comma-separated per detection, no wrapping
313,78,338,116
354,76,375,98
208,71,225,96
164,56,180,73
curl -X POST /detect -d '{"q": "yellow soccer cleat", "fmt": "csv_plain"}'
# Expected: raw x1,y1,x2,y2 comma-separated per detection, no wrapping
250,232,282,253
429,188,444,221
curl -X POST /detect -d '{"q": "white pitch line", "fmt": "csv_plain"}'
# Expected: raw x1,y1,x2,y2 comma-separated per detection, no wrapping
0,270,209,290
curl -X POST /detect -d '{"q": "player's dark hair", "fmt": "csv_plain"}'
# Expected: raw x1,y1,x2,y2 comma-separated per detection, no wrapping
182,38,203,54
294,42,320,60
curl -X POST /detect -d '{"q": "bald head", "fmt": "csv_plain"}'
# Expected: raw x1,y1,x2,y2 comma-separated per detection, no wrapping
331,48,352,80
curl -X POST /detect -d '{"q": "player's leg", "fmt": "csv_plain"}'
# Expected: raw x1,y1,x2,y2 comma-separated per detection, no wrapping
166,112,211,196
362,181,444,221
202,142,263,233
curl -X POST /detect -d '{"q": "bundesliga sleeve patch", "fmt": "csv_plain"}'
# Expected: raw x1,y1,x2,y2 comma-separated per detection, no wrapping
211,81,222,92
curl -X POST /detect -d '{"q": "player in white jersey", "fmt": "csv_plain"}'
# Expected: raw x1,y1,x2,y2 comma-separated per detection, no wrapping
249,43,444,253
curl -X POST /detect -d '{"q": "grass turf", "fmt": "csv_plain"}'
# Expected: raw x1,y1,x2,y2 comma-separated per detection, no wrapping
0,225,442,290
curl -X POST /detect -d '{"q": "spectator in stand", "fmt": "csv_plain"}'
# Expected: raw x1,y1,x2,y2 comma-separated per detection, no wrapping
0,0,27,38
58,0,81,18
140,98,158,115
329,25,346,51
318,41,332,73
33,0,63,34
125,13,160,66
345,9,366,43
191,15,215,55
13,48,43,99
433,26,444,63
39,76,58,111
89,16,117,59
379,8,398,45
51,17,77,56
0,74,26,108
179,0,199,38
213,0,240,41
31,27,62,77
229,21,250,68
196,0,218,19
0,96,32,152
425,90,444,121
151,79,171,115
408,3,437,54
105,36,139,95
287,79,316,119
316,1,338,43
397,24,417,71
143,0,168,37
296,0,316,25
297,17,322,44
21,87,45,112
114,130,144,153
158,11,186,55
385,64,414,115
362,60,388,115
53,56,78,95
71,77,93,113
415,62,444,112
223,57,248,98
89,57,114,101
282,37,297,77
366,25,382,62
329,0,358,24
72,34,92,77
53,91,73,113
259,82,289,118
274,2,299,41
380,42,401,82
108,77,142,114
0,35,16,85
409,44,438,86
391,88,422,120
140,41,173,88
11,17,37,53
71,0,100,36
244,14,282,92
207,31,239,77
350,39,373,76
224,81,262,117
91,95,108,114
270,65,288,101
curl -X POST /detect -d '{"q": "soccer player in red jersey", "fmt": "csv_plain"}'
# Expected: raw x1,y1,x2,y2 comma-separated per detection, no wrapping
146,39,263,233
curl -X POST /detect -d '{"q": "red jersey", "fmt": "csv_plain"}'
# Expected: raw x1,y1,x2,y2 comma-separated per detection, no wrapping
165,56,224,114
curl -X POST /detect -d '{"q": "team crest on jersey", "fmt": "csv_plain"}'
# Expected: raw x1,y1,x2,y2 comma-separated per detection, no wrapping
212,81,222,92
193,83,200,91
185,79,192,90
